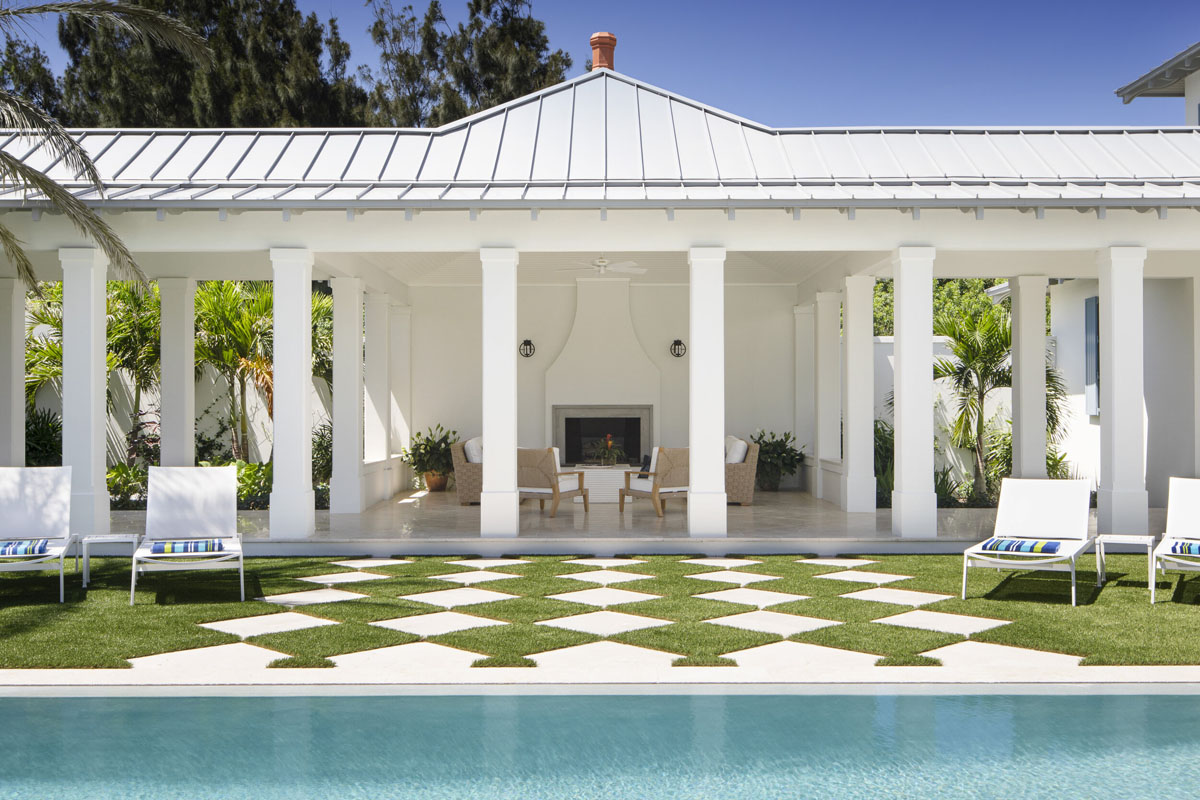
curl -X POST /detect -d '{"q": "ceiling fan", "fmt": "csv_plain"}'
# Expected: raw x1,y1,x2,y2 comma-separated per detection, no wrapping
557,255,646,275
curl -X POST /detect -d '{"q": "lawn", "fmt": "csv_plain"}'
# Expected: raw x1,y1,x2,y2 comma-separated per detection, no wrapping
1,552,1198,669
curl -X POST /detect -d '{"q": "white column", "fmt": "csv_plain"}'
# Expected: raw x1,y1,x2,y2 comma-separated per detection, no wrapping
841,275,876,511
1011,275,1048,479
330,276,364,514
687,246,727,537
158,278,195,467
364,292,391,463
1194,278,1200,479
268,248,315,537
480,248,519,537
814,291,841,499
0,278,23,466
891,246,937,537
1098,246,1148,535
793,304,815,489
60,248,108,534
389,304,412,462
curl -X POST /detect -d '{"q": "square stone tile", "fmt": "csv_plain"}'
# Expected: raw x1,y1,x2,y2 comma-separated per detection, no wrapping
704,610,841,637
398,587,518,609
446,558,530,569
813,570,911,585
563,558,647,568
371,611,508,636
559,569,653,586
298,571,387,585
686,571,779,586
681,557,761,568
797,558,879,568
199,611,338,638
259,588,368,606
546,587,661,607
430,571,521,585
841,587,953,606
537,610,672,636
330,558,411,569
875,609,1011,636
693,587,810,607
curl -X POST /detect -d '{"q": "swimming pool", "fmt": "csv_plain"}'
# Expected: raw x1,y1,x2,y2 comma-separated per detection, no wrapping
0,694,1191,798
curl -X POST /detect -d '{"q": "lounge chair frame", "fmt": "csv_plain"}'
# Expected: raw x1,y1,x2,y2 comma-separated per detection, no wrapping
0,467,74,603
1152,477,1200,604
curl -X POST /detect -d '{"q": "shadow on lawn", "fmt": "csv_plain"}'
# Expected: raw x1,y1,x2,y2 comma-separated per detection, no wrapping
149,572,260,605
982,571,1103,606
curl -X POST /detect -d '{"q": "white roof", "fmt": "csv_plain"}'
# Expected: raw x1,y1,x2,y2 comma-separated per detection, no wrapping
5,68,1200,210
1115,41,1200,102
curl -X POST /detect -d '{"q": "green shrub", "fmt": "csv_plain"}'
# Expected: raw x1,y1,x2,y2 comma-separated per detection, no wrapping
107,464,148,509
312,422,333,484
402,425,458,477
25,407,62,466
198,459,272,510
751,430,803,491
874,419,894,507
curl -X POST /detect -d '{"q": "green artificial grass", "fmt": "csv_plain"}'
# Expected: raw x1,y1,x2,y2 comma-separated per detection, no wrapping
2,551,1200,669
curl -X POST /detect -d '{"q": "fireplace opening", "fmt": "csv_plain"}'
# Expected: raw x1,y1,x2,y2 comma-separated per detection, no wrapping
564,416,641,466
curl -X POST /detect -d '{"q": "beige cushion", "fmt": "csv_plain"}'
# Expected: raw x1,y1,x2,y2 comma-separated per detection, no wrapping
463,437,483,463
522,475,580,494
725,437,748,464
627,477,687,494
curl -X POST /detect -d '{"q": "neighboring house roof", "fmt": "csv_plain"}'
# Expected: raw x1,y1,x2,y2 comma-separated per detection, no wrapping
1115,41,1200,102
6,68,1200,210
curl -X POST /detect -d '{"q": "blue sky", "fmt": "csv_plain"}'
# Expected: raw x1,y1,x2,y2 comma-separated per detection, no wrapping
19,0,1200,126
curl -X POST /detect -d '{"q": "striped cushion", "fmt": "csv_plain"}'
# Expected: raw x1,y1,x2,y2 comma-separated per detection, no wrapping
150,539,225,554
980,537,1060,555
1170,541,1200,556
0,539,49,556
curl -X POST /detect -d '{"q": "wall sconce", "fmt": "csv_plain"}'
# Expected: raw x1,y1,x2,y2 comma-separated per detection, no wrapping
670,339,687,358
519,339,536,358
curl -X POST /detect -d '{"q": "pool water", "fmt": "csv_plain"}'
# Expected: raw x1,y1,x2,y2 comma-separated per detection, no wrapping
0,694,1191,798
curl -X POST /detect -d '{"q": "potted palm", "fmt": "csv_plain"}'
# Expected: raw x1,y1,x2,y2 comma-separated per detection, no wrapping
402,425,459,491
751,430,803,491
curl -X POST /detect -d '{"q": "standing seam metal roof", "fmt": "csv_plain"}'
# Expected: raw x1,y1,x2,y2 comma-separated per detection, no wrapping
5,68,1200,209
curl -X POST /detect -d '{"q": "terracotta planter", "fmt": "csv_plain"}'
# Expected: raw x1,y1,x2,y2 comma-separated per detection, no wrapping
423,472,449,492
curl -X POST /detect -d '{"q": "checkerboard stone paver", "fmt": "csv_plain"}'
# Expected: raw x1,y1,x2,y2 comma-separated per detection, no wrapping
429,571,521,585
298,571,388,585
546,587,661,607
841,587,953,607
446,558,531,569
260,588,368,606
398,587,518,609
558,569,653,586
199,612,339,638
332,642,483,673
563,558,647,568
330,558,411,569
536,610,673,636
129,643,284,674
705,610,841,637
724,640,880,672
813,570,911,585
530,641,679,673
798,558,879,568
875,609,1011,636
686,571,780,586
694,587,811,608
681,557,762,568
371,611,508,636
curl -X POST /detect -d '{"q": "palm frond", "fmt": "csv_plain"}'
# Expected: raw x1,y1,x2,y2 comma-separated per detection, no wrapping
0,217,36,287
0,87,99,187
0,2,211,65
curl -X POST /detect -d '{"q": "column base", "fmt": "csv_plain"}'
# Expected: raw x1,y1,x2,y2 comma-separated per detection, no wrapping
71,491,110,536
840,472,877,513
891,490,937,538
687,491,728,537
481,491,519,537
1098,488,1149,535
329,477,365,515
269,490,316,538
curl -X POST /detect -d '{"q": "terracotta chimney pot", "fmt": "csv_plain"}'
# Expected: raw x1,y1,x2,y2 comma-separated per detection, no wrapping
590,32,616,71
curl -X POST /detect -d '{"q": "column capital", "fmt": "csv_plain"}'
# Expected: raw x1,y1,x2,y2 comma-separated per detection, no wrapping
479,247,519,265
58,247,107,268
687,246,726,264
793,304,814,317
268,247,314,268
843,274,876,289
815,290,842,306
330,275,363,290
892,245,936,265
1097,245,1147,267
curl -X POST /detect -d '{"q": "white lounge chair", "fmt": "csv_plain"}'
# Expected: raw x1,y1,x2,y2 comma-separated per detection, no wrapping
0,467,74,603
962,478,1093,606
131,466,244,605
1151,477,1200,604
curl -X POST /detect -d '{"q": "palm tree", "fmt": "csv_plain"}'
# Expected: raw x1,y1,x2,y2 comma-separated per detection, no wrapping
107,281,161,461
0,2,208,288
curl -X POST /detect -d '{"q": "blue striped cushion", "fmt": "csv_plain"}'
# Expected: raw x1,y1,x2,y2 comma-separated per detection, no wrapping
981,537,1060,555
150,539,225,554
1170,541,1200,556
0,539,49,556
